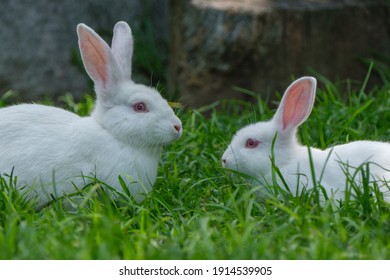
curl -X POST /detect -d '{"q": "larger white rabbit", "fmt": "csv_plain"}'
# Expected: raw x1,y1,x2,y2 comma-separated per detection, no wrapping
0,21,182,206
222,77,390,202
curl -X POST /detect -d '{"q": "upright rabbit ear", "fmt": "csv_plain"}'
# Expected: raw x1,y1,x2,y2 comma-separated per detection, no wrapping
273,77,317,132
77,23,121,90
111,21,133,80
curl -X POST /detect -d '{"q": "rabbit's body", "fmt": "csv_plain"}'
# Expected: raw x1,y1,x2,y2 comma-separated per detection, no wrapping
0,22,181,206
278,141,390,200
223,77,390,202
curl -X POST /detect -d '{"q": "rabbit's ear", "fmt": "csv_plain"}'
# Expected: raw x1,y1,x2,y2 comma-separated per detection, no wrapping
111,21,133,80
273,77,317,132
77,23,121,90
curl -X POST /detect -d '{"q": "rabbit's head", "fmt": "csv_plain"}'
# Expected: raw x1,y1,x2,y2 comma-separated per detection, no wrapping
222,77,317,182
77,22,182,148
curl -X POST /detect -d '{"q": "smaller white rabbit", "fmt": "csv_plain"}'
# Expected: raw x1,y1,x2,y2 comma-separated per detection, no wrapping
222,77,390,202
0,21,182,206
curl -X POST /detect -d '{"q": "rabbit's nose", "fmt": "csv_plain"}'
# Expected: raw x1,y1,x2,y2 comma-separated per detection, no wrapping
174,124,181,132
222,158,227,166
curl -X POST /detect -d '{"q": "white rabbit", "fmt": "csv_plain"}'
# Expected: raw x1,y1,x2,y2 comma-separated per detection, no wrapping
222,77,390,202
0,21,182,206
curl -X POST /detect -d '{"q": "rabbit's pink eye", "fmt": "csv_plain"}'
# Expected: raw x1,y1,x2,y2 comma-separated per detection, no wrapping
133,102,148,113
245,138,260,149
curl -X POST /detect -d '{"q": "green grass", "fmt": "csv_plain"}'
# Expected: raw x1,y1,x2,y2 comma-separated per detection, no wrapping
1,69,390,260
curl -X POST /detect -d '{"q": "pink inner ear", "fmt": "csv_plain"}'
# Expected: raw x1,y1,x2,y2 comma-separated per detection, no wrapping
79,30,109,87
282,80,312,130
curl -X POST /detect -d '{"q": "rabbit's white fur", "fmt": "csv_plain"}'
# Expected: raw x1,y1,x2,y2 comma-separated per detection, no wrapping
0,22,182,206
222,77,390,202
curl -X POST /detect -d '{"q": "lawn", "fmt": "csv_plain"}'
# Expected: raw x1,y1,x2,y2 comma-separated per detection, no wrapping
1,65,390,259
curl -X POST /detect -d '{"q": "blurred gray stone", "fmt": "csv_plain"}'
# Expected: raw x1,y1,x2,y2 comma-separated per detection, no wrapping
0,0,168,102
168,0,390,107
